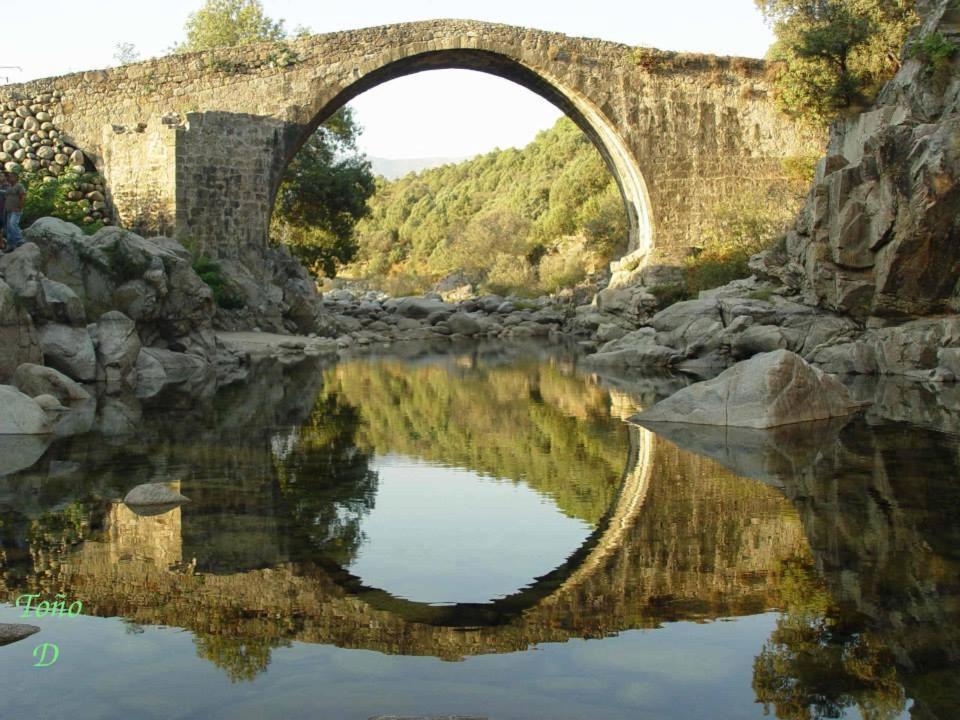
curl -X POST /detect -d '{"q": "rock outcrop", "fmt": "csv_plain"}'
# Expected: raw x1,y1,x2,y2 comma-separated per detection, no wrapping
752,1,960,319
632,350,864,428
0,278,42,380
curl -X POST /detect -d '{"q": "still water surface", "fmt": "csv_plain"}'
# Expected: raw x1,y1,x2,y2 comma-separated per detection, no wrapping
0,345,957,719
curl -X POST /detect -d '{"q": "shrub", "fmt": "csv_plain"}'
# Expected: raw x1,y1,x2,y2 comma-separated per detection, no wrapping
683,187,795,296
21,171,107,235
910,32,957,78
193,255,245,309
649,282,691,308
486,253,539,296
538,251,587,294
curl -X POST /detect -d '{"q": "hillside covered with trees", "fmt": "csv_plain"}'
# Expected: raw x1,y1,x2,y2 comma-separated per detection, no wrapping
341,117,630,296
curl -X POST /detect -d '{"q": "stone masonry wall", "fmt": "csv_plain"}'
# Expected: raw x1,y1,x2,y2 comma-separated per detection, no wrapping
0,20,821,267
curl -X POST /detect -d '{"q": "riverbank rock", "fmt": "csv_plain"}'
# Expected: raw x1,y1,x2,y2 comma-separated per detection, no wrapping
0,385,53,434
0,623,40,647
0,278,43,381
23,219,215,345
123,482,190,516
12,363,90,404
748,1,960,319
96,311,141,390
633,349,864,428
36,323,96,381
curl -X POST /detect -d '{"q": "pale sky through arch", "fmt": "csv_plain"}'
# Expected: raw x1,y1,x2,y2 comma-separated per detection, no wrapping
1,0,774,160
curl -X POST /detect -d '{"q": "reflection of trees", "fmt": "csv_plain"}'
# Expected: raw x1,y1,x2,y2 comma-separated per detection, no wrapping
753,560,906,720
193,632,291,684
325,358,630,526
272,388,379,567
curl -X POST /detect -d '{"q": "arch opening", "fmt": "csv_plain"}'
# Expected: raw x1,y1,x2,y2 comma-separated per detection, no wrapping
274,48,653,267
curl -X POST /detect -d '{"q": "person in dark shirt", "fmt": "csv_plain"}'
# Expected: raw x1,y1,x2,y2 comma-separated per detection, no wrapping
3,171,26,253
0,174,7,250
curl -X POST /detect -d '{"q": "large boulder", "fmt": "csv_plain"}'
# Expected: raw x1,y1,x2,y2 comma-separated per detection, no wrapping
140,347,210,385
12,363,90,404
123,482,190,516
385,296,454,320
446,312,484,336
0,278,42,381
0,385,52,434
95,311,141,389
0,242,43,309
0,623,40,647
584,327,680,368
633,349,864,428
36,323,96,382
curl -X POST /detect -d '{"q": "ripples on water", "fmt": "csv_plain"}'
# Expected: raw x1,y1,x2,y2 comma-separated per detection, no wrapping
0,343,957,719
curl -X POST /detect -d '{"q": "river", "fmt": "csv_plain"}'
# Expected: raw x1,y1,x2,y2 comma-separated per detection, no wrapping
1,343,957,719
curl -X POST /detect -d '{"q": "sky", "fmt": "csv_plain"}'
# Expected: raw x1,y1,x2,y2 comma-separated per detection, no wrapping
0,0,775,159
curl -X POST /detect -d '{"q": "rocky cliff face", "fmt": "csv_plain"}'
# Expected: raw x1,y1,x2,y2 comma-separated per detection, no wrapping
758,0,960,319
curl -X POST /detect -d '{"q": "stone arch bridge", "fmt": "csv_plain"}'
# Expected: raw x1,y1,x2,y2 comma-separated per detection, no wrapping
1,20,818,270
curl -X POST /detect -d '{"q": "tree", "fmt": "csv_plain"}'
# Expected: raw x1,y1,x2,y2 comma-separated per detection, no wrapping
175,0,285,52
271,108,376,278
756,0,917,126
174,0,374,278
113,42,140,65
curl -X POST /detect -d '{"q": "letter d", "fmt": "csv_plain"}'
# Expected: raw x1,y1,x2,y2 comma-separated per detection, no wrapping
32,643,59,667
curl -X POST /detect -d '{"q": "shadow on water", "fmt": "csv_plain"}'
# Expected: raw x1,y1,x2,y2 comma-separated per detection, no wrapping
0,344,958,718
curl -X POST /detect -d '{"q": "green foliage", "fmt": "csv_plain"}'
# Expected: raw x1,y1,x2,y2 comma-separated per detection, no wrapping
347,117,629,295
683,181,800,296
174,0,286,52
271,107,376,278
757,0,917,126
21,172,106,234
649,282,692,308
781,154,819,187
193,255,245,309
325,359,631,526
910,31,958,77
753,560,907,720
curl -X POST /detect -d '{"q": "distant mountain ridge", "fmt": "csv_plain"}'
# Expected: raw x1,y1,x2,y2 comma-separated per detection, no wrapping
369,156,469,180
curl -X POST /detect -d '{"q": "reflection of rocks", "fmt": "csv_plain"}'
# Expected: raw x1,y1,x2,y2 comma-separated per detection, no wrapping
0,623,40,647
642,411,960,712
632,417,850,485
0,436,52,476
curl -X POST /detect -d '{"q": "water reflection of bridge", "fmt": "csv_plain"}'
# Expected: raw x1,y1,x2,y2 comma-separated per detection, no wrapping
3,353,958,715
39,421,808,662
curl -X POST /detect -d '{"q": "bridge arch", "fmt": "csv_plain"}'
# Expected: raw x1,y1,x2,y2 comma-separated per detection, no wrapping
0,19,818,276
277,47,654,258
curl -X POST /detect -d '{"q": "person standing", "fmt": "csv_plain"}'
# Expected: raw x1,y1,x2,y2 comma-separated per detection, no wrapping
0,173,8,251
3,171,26,253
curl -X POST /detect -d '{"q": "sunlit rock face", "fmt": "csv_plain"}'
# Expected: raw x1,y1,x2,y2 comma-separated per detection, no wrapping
756,1,960,319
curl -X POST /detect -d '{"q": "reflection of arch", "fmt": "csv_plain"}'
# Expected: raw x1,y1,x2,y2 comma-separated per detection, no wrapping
278,49,654,256
321,425,654,626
